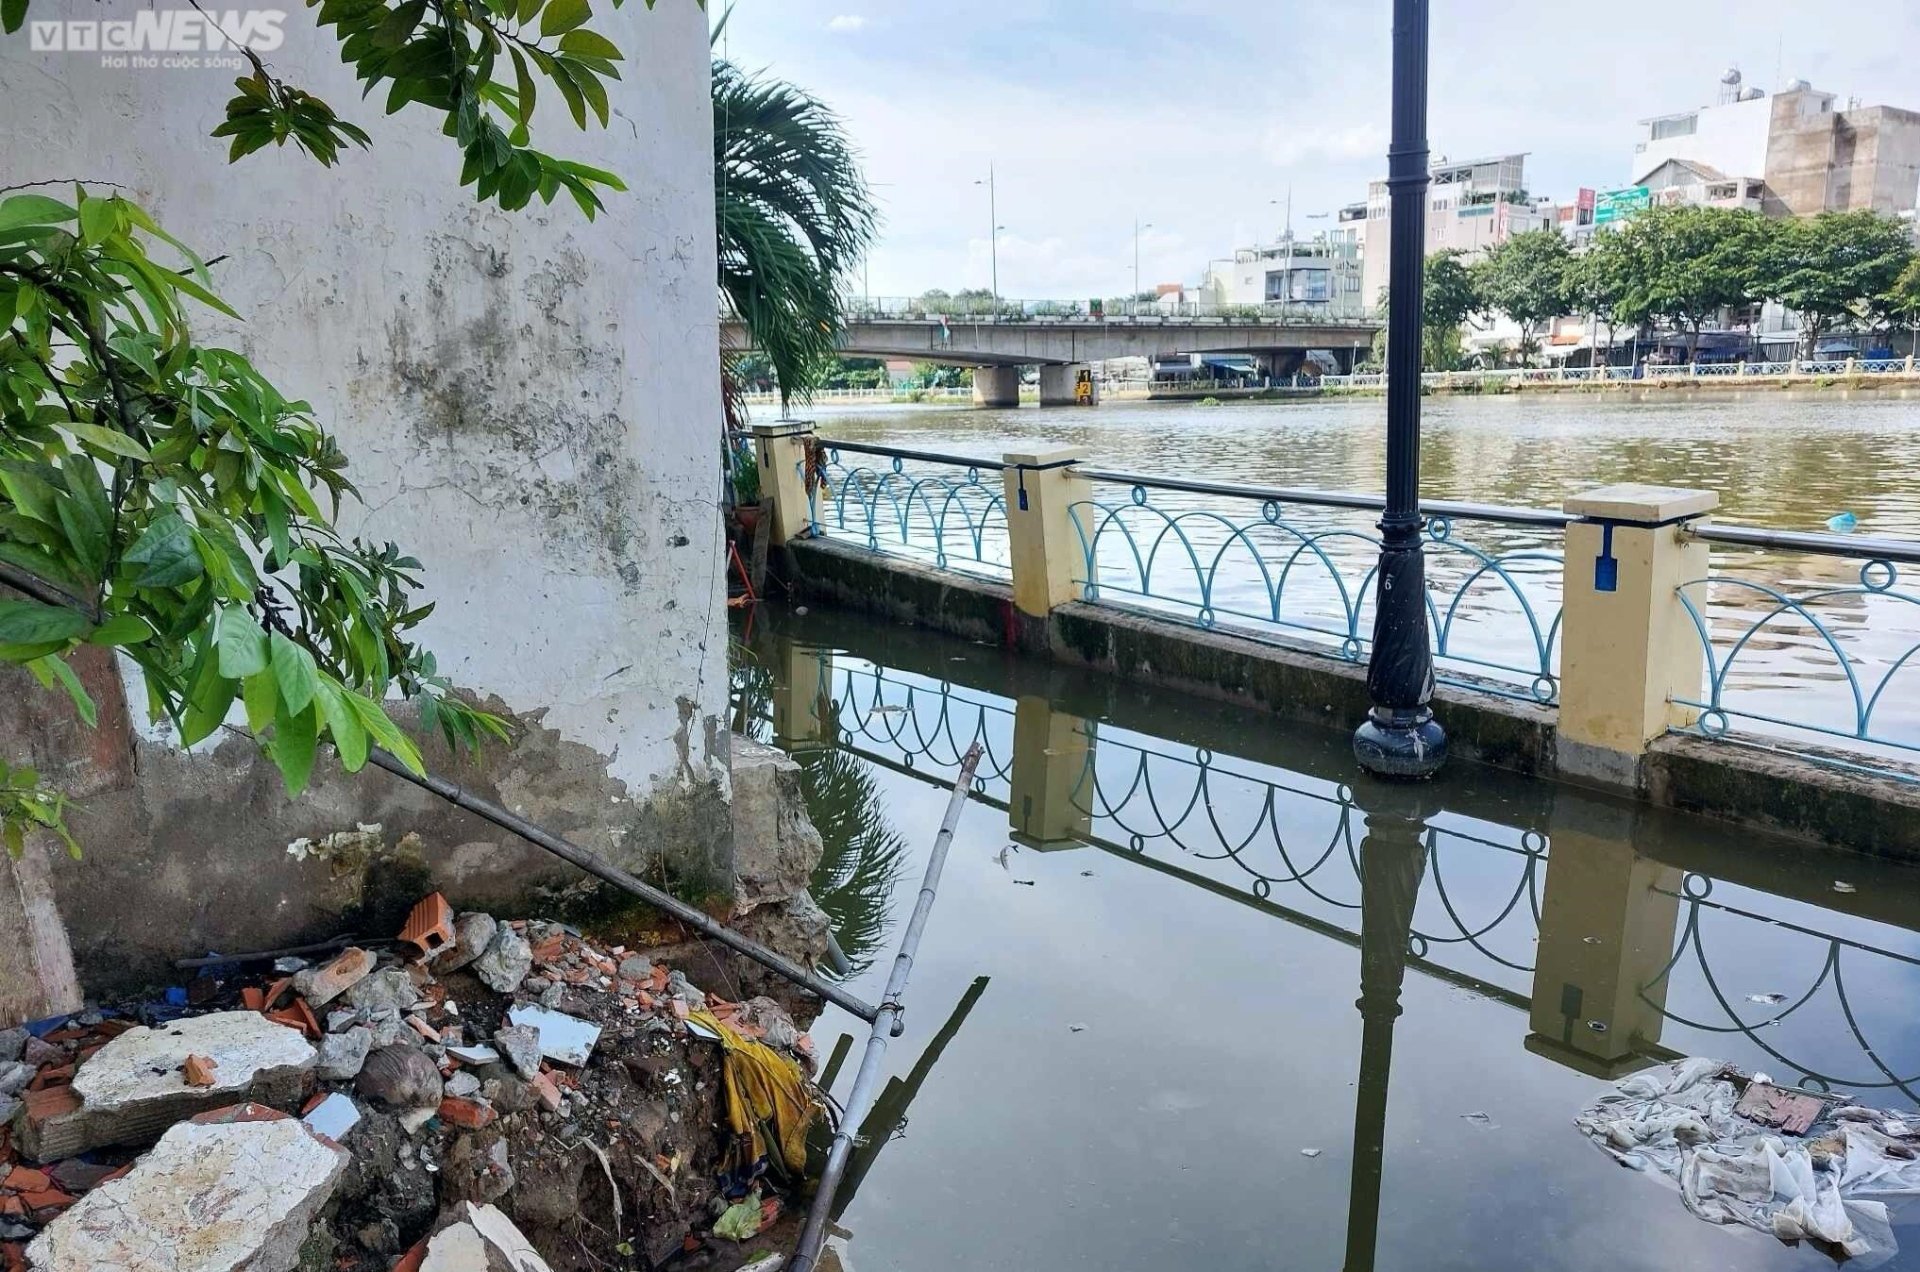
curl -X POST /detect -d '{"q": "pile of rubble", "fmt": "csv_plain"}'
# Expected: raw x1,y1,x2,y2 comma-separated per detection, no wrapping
0,894,823,1272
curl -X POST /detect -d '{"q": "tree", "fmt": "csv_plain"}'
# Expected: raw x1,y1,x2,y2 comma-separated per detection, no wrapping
1604,205,1769,362
1767,211,1915,358
1473,230,1574,363
0,0,647,846
3,0,634,218
1376,250,1482,371
0,189,507,851
714,57,876,408
1885,259,1920,357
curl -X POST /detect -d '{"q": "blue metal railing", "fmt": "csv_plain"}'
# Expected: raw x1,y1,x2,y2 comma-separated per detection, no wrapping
1673,524,1920,776
1070,468,1567,703
808,441,1011,580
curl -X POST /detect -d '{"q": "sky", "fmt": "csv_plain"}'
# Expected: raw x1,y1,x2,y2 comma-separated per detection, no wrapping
714,0,1920,300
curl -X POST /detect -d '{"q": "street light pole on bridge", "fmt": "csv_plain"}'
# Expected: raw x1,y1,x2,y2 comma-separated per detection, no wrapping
975,167,1000,303
1353,0,1446,779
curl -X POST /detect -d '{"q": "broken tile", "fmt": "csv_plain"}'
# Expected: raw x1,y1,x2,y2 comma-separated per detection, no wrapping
446,1044,500,1068
401,893,456,960
27,1113,347,1272
505,1005,600,1068
301,1092,362,1143
22,1012,315,1161
1736,1080,1824,1135
291,947,376,1008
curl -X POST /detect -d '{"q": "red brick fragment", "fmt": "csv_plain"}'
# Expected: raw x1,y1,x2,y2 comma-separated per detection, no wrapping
183,1054,218,1087
436,1097,496,1130
400,892,455,959
188,1102,288,1125
391,1237,428,1272
3,1167,51,1193
19,1186,74,1211
21,1086,79,1126
241,986,267,1012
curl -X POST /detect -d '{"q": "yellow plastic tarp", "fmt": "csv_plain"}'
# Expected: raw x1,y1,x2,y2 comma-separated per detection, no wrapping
689,1009,818,1174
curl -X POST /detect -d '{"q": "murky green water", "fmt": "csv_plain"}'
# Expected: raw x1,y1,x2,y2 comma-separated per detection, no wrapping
732,603,1920,1272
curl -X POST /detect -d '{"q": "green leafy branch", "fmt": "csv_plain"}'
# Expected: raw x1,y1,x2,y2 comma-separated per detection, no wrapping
0,188,508,851
2,0,646,219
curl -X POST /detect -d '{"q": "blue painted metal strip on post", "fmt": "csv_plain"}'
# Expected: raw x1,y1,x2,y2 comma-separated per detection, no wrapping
1595,522,1618,593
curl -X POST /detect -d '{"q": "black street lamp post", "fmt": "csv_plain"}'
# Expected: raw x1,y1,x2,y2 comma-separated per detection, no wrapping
1354,0,1446,778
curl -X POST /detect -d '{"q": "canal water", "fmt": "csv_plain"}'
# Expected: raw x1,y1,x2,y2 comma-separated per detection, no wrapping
786,391,1920,762
732,602,1920,1272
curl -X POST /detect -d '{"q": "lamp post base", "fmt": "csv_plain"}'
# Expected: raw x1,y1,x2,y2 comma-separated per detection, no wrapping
1353,708,1447,780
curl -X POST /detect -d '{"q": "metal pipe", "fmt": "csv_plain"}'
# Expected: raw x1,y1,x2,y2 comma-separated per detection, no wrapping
1682,522,1920,566
363,748,880,1024
789,741,983,1272
815,438,1007,471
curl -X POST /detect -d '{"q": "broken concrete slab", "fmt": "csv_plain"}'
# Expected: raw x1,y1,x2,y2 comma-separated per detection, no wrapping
730,737,826,916
437,912,498,974
342,968,421,1014
27,1110,347,1272
472,926,532,994
505,1004,600,1068
23,1011,315,1160
315,1026,373,1081
492,1025,541,1080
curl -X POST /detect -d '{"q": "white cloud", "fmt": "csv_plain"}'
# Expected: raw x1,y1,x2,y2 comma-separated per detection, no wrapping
826,14,866,31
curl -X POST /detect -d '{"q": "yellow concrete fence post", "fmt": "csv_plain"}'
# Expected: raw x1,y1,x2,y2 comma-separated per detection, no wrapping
752,420,819,545
1557,484,1718,788
1009,696,1095,848
1001,446,1093,617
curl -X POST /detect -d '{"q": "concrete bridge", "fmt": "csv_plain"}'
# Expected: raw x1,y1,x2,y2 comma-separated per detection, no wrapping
722,298,1382,406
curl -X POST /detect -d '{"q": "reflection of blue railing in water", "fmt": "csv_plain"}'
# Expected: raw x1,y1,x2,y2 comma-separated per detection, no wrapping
1673,527,1920,777
736,654,1920,1096
1642,873,1920,1106
807,442,1011,580
1070,470,1566,703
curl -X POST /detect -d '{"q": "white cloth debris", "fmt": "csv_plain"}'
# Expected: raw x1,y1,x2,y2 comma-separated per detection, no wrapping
1576,1058,1920,1264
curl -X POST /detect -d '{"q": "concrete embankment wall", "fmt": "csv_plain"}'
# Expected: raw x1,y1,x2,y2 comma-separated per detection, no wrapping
780,538,1920,865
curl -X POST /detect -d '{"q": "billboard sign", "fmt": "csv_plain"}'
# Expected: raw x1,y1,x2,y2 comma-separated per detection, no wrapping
1594,186,1651,225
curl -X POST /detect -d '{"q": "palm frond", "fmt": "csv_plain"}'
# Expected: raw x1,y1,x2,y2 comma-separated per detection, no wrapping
714,57,877,408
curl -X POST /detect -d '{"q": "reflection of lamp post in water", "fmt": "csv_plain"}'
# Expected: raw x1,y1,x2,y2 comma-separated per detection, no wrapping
1342,786,1432,1272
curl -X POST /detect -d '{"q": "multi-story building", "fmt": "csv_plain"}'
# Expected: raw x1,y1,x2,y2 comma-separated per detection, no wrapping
1627,70,1920,219
1201,232,1365,313
1356,153,1552,306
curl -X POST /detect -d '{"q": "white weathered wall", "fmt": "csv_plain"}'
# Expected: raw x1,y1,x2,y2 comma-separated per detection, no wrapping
0,0,726,799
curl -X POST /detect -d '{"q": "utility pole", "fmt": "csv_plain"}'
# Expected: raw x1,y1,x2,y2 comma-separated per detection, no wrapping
1132,218,1153,302
975,167,1000,303
1353,0,1445,779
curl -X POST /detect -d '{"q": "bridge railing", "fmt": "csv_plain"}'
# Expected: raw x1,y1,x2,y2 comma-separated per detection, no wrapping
757,427,1920,786
838,295,1380,326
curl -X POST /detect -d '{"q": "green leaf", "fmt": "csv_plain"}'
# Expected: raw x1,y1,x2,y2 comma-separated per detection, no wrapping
314,679,369,771
86,614,153,646
123,515,203,587
0,0,27,35
372,0,426,47
242,669,279,735
270,700,319,797
216,606,269,677
180,655,239,746
349,692,423,773
269,630,318,716
0,599,89,646
556,28,619,59
0,194,74,231
539,0,589,36
31,655,97,727
77,195,119,246
63,421,152,462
